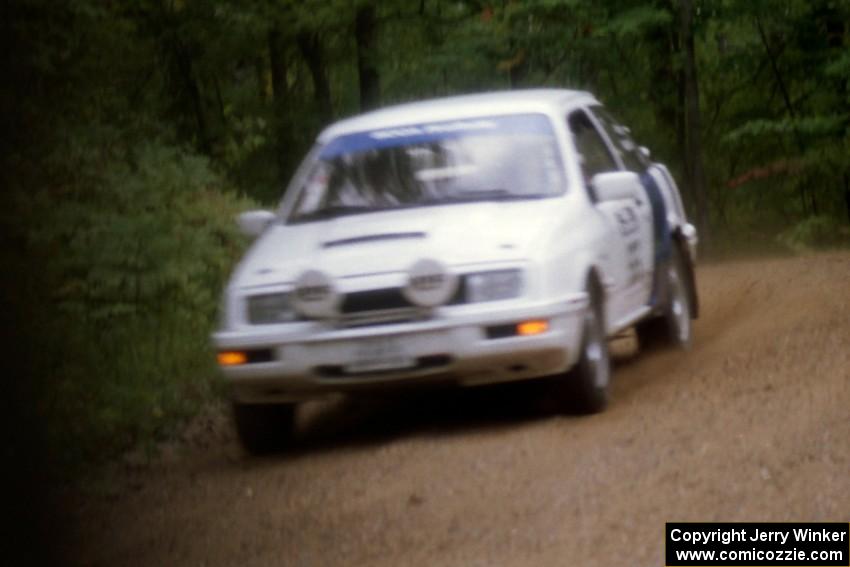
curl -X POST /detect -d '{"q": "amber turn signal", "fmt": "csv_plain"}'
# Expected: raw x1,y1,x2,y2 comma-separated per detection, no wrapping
516,319,549,336
217,351,248,366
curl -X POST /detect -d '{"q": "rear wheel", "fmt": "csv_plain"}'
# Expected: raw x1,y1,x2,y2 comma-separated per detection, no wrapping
232,402,296,455
637,246,692,351
553,281,611,414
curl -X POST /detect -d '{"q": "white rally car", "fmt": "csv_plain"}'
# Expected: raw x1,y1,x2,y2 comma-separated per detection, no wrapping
214,89,699,453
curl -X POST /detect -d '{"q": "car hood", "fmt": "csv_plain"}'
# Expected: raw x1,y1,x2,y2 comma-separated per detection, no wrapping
231,200,563,288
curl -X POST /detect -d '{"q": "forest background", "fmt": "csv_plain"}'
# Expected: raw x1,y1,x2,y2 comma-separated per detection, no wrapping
1,0,848,474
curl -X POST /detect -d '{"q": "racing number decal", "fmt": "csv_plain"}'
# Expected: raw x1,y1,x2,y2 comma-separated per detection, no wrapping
614,206,640,237
615,205,643,284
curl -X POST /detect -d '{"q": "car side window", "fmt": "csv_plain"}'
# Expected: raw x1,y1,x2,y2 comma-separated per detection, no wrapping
567,110,618,185
589,105,646,172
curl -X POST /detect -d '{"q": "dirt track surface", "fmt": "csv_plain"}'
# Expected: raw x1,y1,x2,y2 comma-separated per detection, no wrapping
66,253,850,566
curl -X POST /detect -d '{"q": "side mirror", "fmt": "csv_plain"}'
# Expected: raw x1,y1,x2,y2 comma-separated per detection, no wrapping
638,146,651,161
680,222,699,262
590,171,641,203
237,210,276,237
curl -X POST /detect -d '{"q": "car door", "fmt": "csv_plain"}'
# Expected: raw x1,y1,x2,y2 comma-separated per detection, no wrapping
584,106,655,308
567,109,651,327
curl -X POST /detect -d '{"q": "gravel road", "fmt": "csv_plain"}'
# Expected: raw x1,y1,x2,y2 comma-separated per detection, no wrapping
64,253,850,566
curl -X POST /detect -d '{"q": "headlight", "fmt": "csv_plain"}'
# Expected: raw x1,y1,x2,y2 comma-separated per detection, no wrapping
465,270,523,303
246,293,297,324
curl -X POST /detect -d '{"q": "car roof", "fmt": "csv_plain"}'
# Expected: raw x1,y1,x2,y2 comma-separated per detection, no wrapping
318,89,597,142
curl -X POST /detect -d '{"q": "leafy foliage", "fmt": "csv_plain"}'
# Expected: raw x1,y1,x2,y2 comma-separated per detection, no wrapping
25,138,252,467
3,0,849,469
779,215,850,252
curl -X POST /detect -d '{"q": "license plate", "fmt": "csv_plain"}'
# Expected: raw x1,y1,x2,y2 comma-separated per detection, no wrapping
345,337,415,374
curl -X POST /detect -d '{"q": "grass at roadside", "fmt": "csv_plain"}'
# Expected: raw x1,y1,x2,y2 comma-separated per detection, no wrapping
701,215,850,263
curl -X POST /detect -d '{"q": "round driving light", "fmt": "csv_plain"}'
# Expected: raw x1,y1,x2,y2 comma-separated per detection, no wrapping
403,258,458,307
291,269,340,318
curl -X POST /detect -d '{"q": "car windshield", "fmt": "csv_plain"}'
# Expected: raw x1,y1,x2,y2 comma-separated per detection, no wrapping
287,113,566,223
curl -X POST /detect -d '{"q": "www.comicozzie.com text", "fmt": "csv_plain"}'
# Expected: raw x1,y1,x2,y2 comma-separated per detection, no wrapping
670,527,848,546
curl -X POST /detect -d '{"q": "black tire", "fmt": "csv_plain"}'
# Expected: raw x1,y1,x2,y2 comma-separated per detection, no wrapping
553,279,611,414
636,246,692,351
232,402,296,455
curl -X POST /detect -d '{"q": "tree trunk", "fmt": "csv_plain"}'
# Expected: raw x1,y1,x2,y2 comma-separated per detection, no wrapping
173,40,211,154
679,0,710,250
355,4,381,111
646,2,691,214
157,0,211,154
255,55,268,104
843,174,849,228
507,48,528,88
755,13,811,215
646,15,677,128
676,68,691,214
268,27,295,189
268,29,286,109
296,31,333,124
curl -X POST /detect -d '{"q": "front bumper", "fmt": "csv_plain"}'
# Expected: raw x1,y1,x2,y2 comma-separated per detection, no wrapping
213,294,588,403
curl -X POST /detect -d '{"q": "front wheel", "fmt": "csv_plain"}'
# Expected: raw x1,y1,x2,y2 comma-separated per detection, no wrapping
553,282,611,414
232,402,296,455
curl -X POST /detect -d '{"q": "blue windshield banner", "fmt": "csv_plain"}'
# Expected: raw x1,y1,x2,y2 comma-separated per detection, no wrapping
319,113,555,159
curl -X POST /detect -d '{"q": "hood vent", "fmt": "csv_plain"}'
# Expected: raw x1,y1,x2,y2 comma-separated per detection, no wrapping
322,232,426,249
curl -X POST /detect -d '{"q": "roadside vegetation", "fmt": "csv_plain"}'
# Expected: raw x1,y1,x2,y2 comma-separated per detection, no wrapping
2,0,848,473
